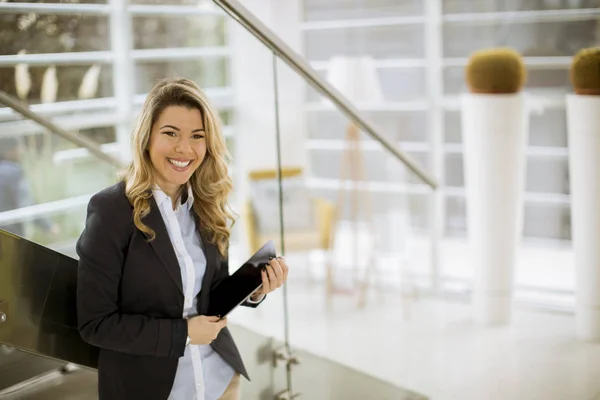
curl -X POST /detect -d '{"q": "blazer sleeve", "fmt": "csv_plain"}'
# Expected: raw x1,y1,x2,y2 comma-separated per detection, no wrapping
211,245,265,309
76,192,187,358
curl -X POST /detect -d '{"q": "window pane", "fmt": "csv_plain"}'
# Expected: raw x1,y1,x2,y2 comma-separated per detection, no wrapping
445,195,467,236
130,0,204,4
307,67,425,102
0,14,109,55
0,65,113,105
134,59,229,94
527,159,569,194
303,0,423,21
445,154,570,194
443,0,600,13
523,204,571,240
445,196,571,241
443,21,599,57
444,111,461,143
310,149,428,185
530,110,567,147
132,15,226,50
307,111,428,142
8,0,106,3
304,25,424,61
445,109,569,148
444,153,464,187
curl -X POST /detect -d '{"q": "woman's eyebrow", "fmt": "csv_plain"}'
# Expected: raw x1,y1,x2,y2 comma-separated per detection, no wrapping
160,125,205,133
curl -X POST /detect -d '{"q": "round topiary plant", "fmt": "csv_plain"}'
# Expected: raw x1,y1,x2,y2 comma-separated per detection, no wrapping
570,47,600,95
465,48,527,94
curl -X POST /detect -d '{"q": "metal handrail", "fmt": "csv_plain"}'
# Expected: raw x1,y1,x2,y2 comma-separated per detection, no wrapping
0,91,125,168
213,0,438,189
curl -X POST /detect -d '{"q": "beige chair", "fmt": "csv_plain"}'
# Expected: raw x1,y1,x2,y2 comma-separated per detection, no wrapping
243,167,335,256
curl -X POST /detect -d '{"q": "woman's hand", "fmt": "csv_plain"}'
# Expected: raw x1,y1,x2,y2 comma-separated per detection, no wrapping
187,316,227,345
251,256,289,300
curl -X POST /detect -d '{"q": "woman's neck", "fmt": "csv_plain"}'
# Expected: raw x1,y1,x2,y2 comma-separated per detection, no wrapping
156,182,183,209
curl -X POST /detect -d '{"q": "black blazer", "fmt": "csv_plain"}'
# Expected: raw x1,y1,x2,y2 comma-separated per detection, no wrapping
76,181,262,400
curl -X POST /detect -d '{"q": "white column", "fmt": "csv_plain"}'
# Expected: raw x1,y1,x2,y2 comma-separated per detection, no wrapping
462,93,528,326
109,0,134,164
566,94,600,341
424,0,444,294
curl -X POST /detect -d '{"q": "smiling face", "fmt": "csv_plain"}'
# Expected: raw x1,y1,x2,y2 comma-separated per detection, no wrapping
148,105,207,199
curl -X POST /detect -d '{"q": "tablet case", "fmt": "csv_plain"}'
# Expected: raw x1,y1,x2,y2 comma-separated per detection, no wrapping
207,240,276,318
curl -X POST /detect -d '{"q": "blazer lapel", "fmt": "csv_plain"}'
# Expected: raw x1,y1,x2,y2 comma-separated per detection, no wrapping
145,197,183,295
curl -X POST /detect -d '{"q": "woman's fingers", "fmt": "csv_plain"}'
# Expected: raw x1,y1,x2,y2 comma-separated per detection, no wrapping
261,269,271,293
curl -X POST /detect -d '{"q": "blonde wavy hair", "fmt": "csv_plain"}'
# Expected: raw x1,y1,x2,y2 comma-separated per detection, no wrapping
121,77,235,257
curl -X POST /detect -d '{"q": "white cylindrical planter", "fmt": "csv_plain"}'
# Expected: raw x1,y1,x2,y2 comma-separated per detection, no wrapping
461,93,529,326
566,94,600,341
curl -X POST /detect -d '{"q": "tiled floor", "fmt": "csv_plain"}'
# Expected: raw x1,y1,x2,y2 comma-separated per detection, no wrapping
229,279,600,400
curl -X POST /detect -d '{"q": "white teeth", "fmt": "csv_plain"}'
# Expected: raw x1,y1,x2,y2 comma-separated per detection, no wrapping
168,159,191,168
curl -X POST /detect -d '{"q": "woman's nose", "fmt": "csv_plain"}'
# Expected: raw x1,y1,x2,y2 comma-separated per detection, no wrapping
174,138,192,153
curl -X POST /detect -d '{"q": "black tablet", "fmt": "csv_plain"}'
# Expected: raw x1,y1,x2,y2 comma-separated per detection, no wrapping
207,240,276,319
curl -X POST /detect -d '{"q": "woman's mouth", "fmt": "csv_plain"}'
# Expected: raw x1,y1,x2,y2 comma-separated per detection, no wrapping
167,158,192,171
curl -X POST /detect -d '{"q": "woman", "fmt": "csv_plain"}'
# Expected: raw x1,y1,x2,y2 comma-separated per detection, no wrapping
76,78,288,400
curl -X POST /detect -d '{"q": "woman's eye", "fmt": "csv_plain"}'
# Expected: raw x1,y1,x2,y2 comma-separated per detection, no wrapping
193,134,205,140
162,131,176,137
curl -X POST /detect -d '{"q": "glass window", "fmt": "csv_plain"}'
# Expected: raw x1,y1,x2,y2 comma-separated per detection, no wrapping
443,20,599,58
526,158,569,194
530,110,568,147
445,196,572,241
134,59,229,94
445,154,570,194
443,0,600,13
303,0,423,21
131,15,226,50
307,111,428,142
523,204,571,240
0,65,113,105
0,14,109,55
445,109,570,148
7,0,106,3
304,25,424,61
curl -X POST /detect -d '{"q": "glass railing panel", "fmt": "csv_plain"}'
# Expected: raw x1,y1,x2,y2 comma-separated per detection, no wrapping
0,130,120,251
248,55,434,398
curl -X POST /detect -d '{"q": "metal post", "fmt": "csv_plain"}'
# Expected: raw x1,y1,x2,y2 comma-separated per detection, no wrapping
109,0,134,164
424,0,444,294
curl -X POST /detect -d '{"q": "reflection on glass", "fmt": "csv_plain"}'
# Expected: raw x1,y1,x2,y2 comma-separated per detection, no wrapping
0,131,118,248
443,0,600,13
0,137,57,239
303,0,423,21
132,15,226,49
134,59,229,94
443,21,600,57
304,25,424,61
0,65,113,106
0,14,109,56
